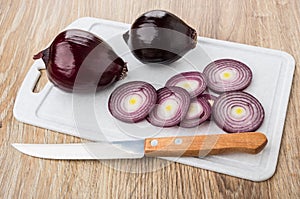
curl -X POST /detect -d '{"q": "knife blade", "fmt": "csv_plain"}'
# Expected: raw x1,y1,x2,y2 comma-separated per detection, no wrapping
12,132,267,159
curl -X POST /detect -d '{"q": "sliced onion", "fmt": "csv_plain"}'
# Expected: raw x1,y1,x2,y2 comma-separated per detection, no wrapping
180,96,212,128
213,91,264,133
108,81,157,123
165,71,207,98
200,93,217,107
203,59,252,93
199,93,217,121
147,86,190,127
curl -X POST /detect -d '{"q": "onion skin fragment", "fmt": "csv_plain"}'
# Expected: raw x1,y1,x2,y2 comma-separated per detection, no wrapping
147,86,191,127
108,81,157,123
203,59,252,93
33,29,128,92
213,91,265,133
165,71,207,98
180,96,212,128
200,93,217,107
123,10,197,64
199,93,217,121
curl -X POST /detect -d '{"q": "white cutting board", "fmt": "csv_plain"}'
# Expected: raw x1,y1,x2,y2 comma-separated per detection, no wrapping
13,17,295,181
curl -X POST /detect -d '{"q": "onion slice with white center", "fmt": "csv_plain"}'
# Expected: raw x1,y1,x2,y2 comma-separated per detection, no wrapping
203,59,252,93
180,96,212,128
147,86,190,127
165,71,207,98
108,81,157,123
213,91,264,133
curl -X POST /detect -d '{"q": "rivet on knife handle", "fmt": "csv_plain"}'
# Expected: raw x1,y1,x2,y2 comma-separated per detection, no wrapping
144,132,268,157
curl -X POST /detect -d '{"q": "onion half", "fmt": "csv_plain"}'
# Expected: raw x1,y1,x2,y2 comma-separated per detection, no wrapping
203,59,252,93
165,71,207,98
147,86,190,127
108,81,157,123
213,91,264,133
180,96,212,128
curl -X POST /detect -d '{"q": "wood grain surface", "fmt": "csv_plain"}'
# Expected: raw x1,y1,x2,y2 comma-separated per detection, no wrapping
1,0,299,198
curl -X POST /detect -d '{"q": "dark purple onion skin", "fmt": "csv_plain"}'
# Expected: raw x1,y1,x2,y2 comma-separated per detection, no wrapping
123,10,197,64
33,29,128,92
213,91,265,133
179,96,212,128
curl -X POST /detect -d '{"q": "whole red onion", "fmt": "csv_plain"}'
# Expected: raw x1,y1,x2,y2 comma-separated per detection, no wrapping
33,29,128,92
123,10,197,64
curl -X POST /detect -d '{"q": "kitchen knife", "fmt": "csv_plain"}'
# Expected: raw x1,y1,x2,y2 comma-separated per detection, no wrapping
12,132,267,159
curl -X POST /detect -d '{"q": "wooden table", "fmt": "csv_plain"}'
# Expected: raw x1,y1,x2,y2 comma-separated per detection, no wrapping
1,0,299,198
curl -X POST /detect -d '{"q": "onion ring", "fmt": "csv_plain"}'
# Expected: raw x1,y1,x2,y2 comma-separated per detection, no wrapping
213,91,264,133
165,71,207,98
203,59,252,93
108,81,157,123
147,86,190,127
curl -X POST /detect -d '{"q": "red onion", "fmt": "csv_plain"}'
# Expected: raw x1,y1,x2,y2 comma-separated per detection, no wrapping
180,96,212,128
108,81,157,123
213,91,264,133
147,86,190,127
33,29,128,92
165,71,207,98
203,59,252,93
123,10,197,64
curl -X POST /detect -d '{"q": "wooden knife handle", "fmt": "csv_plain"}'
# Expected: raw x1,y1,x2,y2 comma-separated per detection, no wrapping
144,132,268,157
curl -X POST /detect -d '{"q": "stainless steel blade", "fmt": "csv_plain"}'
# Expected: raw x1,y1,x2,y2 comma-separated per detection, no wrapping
12,140,145,160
